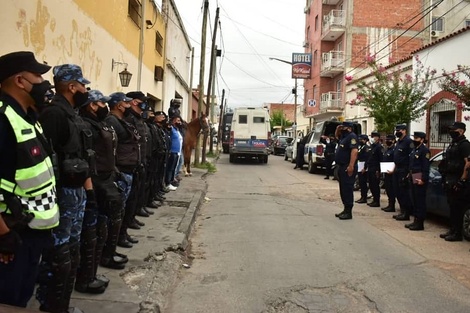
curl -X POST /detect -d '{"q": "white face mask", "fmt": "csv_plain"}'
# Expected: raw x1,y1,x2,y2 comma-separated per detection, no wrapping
370,138,376,144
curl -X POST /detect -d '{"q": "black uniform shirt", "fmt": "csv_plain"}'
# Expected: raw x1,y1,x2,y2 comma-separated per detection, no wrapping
39,94,73,152
0,94,38,183
357,144,370,162
394,135,413,168
409,144,430,183
383,144,395,162
367,142,383,169
335,131,358,165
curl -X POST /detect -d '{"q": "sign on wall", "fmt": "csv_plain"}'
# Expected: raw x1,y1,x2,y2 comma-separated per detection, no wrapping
292,53,312,79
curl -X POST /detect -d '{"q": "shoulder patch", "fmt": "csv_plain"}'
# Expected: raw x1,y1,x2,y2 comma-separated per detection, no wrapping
425,153,430,159
351,138,357,145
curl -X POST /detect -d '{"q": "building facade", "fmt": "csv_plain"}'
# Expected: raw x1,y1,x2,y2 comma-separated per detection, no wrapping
302,0,470,130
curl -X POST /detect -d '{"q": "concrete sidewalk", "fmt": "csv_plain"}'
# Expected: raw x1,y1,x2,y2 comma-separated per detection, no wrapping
24,167,209,313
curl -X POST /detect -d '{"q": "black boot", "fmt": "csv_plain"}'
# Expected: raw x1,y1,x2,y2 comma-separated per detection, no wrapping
338,207,352,220
143,206,154,215
117,231,133,248
409,219,424,231
382,205,396,212
439,229,454,239
367,201,380,207
75,224,106,294
355,197,367,204
93,215,109,288
405,218,417,229
445,233,463,241
63,242,85,308
136,207,150,217
335,210,345,218
395,213,410,221
134,218,145,227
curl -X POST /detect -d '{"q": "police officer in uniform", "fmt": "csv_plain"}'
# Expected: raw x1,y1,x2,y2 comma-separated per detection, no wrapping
168,98,182,120
37,64,94,313
321,134,337,179
334,121,358,220
154,111,169,200
392,124,413,221
439,122,470,241
355,135,370,204
404,132,430,231
367,132,383,207
381,134,397,212
0,51,60,308
104,93,140,248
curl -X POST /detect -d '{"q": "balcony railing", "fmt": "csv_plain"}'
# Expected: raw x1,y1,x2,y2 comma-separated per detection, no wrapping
322,0,341,4
322,10,345,41
320,92,344,113
320,51,344,77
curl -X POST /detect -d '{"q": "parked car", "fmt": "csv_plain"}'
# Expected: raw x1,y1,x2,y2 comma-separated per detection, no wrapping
284,137,295,161
272,136,292,156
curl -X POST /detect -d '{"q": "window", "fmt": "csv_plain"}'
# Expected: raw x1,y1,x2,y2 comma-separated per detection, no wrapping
336,79,342,92
128,0,142,27
466,20,470,27
431,17,444,32
155,31,163,55
313,50,318,66
315,15,319,31
430,99,455,149
337,40,343,52
313,85,318,101
253,117,265,123
239,115,247,124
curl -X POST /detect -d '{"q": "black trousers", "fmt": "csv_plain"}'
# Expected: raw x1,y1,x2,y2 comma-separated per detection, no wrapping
446,187,468,234
393,169,413,215
411,183,427,220
358,171,368,198
384,173,395,207
338,164,358,209
367,167,381,202
325,155,334,177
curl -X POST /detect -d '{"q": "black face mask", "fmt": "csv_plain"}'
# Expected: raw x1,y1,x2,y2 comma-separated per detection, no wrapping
95,105,109,121
413,140,421,147
385,140,393,146
73,90,89,108
123,106,133,117
23,78,53,109
395,131,403,138
341,129,349,136
449,130,460,140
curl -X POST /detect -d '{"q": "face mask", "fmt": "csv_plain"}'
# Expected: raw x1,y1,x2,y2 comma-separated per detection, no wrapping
73,90,89,108
370,138,376,144
413,140,421,147
449,130,460,140
95,105,109,121
385,140,393,146
123,106,132,117
395,131,403,138
23,78,52,108
340,129,349,136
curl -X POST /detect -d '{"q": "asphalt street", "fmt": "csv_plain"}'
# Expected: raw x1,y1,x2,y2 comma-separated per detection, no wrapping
165,153,470,313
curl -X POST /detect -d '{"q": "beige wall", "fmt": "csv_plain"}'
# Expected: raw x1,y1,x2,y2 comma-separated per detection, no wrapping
1,0,166,108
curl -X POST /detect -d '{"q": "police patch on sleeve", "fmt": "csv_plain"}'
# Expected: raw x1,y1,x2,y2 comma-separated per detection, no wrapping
425,153,430,159
351,138,356,145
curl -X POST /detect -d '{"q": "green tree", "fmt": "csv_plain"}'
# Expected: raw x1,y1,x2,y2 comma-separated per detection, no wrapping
270,110,292,132
439,65,470,108
347,55,436,133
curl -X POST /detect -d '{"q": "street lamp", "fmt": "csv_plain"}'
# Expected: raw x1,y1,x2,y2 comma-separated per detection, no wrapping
269,57,298,139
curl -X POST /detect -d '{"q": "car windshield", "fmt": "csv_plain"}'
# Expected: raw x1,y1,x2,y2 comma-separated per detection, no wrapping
278,137,288,144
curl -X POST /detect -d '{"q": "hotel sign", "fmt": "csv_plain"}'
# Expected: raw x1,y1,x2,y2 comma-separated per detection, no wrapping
292,53,312,79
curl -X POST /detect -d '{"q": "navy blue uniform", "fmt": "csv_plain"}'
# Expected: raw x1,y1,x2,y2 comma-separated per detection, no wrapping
393,136,413,215
367,142,383,202
409,144,430,220
357,143,370,199
383,144,396,208
335,132,358,210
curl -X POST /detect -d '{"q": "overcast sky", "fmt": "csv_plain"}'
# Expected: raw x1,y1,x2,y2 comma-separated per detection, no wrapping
174,0,305,110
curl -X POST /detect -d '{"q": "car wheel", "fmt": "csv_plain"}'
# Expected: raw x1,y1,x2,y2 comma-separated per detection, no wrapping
308,158,316,174
463,208,470,241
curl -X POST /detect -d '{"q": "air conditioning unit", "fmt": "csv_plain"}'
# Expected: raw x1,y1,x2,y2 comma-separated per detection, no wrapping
303,40,309,48
430,30,441,38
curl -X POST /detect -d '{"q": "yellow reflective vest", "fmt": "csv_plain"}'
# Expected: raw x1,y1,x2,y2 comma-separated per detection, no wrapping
0,101,59,229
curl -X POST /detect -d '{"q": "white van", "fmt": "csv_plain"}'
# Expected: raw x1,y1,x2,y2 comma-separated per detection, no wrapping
229,107,271,163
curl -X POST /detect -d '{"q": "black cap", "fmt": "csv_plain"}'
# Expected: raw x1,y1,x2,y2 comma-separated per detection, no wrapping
370,131,380,137
386,134,396,140
395,124,407,130
154,111,165,116
126,91,148,102
0,51,51,82
413,131,426,139
359,134,369,141
342,121,353,128
448,121,466,130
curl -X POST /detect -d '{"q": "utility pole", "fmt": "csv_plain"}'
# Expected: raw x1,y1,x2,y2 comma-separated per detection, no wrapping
202,6,219,163
194,0,209,166
137,0,147,90
209,45,217,154
188,47,194,121
217,89,225,150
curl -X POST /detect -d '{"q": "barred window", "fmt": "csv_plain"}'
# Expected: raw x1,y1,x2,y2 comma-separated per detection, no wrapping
128,0,142,27
156,31,163,55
